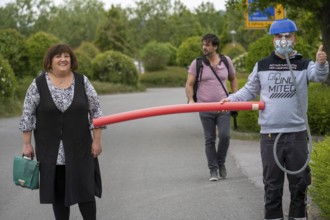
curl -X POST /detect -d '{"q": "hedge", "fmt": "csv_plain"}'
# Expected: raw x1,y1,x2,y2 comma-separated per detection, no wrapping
26,32,60,76
176,36,202,68
310,136,330,218
92,50,138,86
141,41,171,71
0,56,17,99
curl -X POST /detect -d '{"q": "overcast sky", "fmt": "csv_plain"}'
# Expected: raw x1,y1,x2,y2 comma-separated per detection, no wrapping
0,0,227,11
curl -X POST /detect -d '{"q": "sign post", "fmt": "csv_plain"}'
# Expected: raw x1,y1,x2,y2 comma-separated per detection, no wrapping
245,0,285,29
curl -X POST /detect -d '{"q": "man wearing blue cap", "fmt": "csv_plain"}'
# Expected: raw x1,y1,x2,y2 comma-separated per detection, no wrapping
220,18,329,219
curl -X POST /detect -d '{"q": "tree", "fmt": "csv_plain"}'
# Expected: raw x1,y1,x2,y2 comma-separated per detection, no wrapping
1,0,55,35
94,6,130,54
227,0,330,84
165,8,202,47
0,0,106,48
0,29,28,78
223,2,266,50
43,0,107,47
125,0,179,66
0,4,17,30
133,0,172,43
194,2,225,36
124,0,227,66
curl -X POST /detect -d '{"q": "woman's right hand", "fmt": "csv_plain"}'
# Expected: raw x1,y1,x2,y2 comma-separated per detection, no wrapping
23,143,35,158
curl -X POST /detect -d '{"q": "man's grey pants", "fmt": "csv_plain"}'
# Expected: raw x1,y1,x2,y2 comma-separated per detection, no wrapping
199,111,230,173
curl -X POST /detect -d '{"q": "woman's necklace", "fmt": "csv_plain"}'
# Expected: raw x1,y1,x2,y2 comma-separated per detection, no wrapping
56,77,65,85
49,72,73,88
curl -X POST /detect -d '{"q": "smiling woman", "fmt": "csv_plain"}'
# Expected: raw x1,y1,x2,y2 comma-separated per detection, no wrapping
18,43,106,220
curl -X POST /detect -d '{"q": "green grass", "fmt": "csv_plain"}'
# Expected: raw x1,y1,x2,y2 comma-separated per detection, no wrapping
92,81,145,95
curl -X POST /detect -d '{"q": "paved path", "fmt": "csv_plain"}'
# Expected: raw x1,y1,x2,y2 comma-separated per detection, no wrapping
0,88,311,220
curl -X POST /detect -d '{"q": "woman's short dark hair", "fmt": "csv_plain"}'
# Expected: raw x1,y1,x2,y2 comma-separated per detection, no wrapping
201,33,220,48
43,44,78,71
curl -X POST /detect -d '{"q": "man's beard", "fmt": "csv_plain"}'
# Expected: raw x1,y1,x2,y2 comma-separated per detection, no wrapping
203,50,212,56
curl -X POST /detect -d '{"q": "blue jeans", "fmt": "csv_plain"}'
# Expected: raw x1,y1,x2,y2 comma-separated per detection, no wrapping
260,131,311,219
199,111,231,173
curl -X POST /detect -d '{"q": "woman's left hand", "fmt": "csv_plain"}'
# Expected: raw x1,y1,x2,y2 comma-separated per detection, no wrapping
91,141,102,158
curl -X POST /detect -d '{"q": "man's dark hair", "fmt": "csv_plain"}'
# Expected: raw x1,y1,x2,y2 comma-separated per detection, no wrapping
201,33,220,49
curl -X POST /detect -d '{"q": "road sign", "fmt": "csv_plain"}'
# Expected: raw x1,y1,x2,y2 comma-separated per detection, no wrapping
245,0,285,29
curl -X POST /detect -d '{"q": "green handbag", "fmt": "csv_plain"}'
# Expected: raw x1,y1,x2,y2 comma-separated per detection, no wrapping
13,156,40,190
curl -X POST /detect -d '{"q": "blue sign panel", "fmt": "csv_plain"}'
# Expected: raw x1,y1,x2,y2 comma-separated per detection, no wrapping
248,0,275,21
245,0,285,29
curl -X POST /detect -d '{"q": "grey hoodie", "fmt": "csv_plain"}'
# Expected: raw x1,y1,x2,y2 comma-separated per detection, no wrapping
229,51,329,133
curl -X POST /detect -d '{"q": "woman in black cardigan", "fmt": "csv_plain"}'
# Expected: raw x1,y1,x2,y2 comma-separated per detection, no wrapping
19,44,105,220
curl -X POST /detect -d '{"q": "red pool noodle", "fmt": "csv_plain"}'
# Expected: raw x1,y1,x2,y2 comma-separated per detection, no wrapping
93,101,265,127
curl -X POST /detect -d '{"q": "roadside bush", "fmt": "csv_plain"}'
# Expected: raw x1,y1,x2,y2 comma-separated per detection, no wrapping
15,75,34,100
92,50,138,86
26,32,60,76
294,36,316,60
75,51,93,80
245,35,273,73
163,43,177,66
140,66,187,87
0,29,28,78
310,136,330,218
308,83,330,135
176,36,202,68
141,41,171,71
234,110,260,132
232,52,248,73
221,42,246,60
75,42,100,59
0,56,17,99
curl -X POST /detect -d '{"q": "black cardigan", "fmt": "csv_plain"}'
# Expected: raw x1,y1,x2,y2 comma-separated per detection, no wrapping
34,72,102,206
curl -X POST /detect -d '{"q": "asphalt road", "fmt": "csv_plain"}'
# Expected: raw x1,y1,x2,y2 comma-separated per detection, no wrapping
1,88,293,220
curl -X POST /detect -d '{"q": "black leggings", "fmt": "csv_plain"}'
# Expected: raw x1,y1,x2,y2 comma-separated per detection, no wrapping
52,165,96,220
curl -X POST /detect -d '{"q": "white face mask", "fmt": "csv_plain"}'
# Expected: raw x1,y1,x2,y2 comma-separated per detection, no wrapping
274,35,294,55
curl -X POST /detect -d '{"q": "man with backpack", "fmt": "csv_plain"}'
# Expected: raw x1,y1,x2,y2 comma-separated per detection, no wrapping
185,33,238,181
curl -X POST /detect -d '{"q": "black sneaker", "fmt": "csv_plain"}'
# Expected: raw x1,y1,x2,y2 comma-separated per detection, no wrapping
209,171,219,181
219,165,227,178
